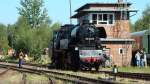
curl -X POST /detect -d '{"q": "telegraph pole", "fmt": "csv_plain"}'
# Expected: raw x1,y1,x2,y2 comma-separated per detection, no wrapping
69,0,72,24
147,11,150,53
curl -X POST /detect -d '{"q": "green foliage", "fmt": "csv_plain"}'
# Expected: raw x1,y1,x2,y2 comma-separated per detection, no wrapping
11,16,60,60
101,67,150,73
118,67,150,73
0,24,9,54
51,22,61,31
13,0,61,61
15,16,31,29
0,55,18,62
0,0,61,63
17,0,51,28
134,19,144,31
133,4,150,32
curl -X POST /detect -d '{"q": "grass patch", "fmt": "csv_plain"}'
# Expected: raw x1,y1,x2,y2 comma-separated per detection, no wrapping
101,67,150,73
118,67,150,73
26,74,48,81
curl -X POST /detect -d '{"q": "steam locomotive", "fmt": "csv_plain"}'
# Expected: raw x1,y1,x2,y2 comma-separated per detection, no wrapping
51,21,108,71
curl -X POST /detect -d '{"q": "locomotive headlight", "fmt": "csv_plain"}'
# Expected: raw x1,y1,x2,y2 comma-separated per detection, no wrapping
75,47,79,51
97,46,101,49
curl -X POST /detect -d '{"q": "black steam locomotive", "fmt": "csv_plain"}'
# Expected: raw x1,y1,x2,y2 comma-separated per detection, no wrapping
51,21,108,71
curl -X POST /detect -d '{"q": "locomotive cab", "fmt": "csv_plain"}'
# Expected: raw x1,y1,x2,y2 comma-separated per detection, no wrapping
52,24,74,69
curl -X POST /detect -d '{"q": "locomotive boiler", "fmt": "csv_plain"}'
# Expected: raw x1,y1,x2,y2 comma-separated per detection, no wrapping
51,21,108,71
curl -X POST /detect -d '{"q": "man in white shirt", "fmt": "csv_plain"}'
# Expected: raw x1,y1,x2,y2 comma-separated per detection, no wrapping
135,50,141,67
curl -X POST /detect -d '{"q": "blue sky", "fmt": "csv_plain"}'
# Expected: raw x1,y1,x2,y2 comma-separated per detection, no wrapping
0,0,150,25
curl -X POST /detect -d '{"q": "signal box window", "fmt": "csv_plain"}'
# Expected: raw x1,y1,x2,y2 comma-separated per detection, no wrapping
109,14,113,24
98,14,102,21
92,14,97,24
103,14,107,21
92,13,114,25
119,48,124,55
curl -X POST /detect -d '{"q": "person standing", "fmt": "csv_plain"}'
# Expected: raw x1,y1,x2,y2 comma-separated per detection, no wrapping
18,51,24,68
141,48,147,68
140,50,144,67
135,50,141,67
112,65,118,80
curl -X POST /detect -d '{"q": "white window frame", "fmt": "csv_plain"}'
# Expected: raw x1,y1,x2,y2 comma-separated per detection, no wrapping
119,48,124,55
90,13,115,25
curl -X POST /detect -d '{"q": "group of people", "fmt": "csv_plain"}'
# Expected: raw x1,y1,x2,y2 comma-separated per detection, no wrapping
135,48,147,67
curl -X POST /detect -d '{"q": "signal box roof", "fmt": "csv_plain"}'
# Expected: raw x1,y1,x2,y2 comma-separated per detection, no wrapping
75,3,132,12
72,2,137,18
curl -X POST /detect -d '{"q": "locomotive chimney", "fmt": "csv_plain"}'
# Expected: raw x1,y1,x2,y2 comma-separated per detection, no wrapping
82,20,90,25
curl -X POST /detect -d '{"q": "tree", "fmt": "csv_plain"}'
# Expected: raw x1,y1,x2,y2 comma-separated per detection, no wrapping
11,15,61,60
51,22,61,31
9,0,61,62
134,19,144,31
17,0,51,28
133,4,150,32
0,24,9,54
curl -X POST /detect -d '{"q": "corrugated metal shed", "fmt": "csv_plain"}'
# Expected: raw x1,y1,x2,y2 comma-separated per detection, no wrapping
131,29,150,53
131,30,148,37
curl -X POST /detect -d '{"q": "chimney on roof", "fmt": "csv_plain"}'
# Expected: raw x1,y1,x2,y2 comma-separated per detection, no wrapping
118,0,123,3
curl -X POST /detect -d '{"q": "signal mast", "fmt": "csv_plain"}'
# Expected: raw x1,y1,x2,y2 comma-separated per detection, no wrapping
69,0,72,24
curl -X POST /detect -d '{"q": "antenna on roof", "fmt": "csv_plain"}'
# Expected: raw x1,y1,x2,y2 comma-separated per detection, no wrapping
69,0,72,24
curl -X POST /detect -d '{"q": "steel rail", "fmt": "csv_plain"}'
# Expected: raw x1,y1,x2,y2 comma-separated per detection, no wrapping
96,71,150,81
0,68,9,76
1,61,150,81
0,63,118,84
0,64,54,84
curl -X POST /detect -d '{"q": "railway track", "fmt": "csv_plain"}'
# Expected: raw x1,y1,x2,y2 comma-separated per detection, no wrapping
0,63,118,84
96,71,150,81
0,60,48,67
0,68,9,76
1,61,150,81
0,64,54,84
30,63,150,81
